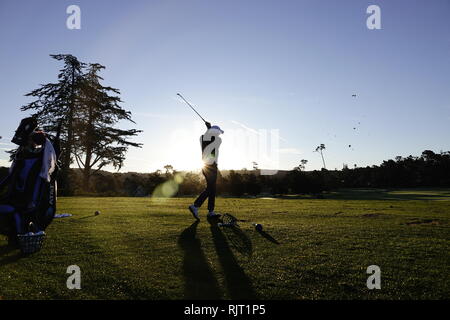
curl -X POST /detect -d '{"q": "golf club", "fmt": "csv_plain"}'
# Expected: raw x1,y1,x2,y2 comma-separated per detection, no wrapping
177,93,207,123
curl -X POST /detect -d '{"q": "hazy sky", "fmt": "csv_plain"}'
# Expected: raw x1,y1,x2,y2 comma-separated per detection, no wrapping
0,0,449,173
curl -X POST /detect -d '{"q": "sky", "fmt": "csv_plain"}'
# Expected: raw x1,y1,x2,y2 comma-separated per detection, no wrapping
0,0,449,173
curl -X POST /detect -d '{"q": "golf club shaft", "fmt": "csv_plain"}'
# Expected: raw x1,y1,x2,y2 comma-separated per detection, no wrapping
177,93,207,123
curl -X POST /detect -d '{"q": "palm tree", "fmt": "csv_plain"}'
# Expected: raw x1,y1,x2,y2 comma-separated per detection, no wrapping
164,164,174,175
295,159,308,171
315,144,326,169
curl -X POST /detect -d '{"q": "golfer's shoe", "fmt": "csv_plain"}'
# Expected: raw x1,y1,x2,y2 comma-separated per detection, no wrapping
207,211,221,218
189,205,200,220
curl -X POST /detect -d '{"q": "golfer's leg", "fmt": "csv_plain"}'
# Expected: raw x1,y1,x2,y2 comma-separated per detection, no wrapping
207,167,218,212
194,168,209,208
207,185,216,212
194,190,208,208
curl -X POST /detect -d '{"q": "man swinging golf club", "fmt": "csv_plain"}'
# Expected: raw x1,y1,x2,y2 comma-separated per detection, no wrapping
188,121,224,220
177,93,224,220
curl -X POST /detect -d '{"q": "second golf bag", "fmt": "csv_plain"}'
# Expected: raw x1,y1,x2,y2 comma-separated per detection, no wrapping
0,117,62,246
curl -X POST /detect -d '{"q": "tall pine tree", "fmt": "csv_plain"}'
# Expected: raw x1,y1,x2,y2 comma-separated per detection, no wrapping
74,63,142,190
21,54,141,193
21,54,84,195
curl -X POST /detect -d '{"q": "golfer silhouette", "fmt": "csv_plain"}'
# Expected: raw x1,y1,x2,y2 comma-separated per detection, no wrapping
189,122,224,220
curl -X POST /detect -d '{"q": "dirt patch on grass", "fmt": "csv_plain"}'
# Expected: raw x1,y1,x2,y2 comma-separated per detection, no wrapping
406,219,441,226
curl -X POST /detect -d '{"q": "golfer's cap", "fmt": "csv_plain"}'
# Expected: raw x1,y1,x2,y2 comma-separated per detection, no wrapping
211,125,224,134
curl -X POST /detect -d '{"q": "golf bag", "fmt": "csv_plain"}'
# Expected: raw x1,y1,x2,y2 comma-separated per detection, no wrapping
0,117,62,240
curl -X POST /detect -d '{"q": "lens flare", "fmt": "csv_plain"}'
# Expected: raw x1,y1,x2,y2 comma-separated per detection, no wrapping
151,173,184,200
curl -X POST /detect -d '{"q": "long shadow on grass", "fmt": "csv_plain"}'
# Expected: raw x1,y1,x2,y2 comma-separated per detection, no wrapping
178,221,222,299
208,218,257,299
222,224,253,257
256,230,280,245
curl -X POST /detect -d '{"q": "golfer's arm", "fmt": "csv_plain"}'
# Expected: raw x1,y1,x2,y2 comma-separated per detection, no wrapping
205,122,211,129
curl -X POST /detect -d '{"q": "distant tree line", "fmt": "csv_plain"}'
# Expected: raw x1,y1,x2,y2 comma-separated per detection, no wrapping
338,150,450,188
2,150,448,197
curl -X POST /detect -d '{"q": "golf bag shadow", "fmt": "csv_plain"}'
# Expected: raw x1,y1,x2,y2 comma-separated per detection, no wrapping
0,117,62,243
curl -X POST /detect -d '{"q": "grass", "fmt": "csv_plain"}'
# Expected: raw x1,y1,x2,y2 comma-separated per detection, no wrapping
0,188,449,300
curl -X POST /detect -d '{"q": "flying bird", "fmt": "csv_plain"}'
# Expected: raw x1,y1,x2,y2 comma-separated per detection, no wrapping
352,94,357,97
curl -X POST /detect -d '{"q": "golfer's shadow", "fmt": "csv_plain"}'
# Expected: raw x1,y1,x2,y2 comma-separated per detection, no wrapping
208,217,257,300
221,223,253,257
178,221,222,299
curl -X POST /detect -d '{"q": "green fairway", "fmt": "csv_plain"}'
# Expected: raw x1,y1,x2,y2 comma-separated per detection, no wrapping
1,189,449,300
